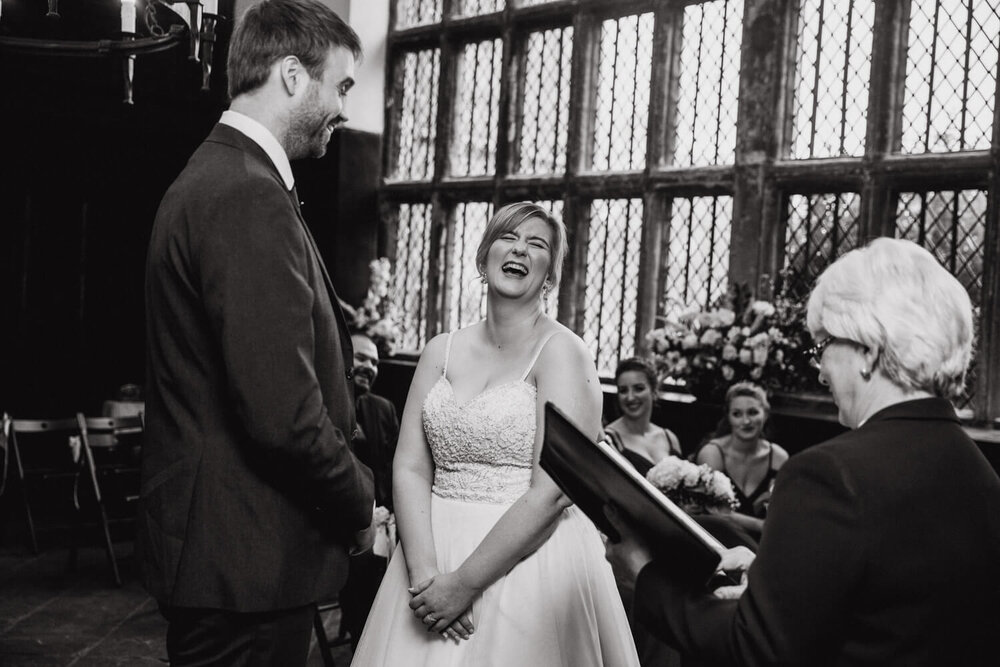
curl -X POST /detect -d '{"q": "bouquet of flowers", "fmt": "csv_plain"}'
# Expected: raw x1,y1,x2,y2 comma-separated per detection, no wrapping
351,258,404,356
646,456,738,514
645,276,821,402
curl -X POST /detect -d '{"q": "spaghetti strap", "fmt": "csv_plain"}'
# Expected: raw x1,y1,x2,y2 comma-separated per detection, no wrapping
520,331,562,382
710,441,728,474
604,428,626,453
442,331,454,376
663,428,681,456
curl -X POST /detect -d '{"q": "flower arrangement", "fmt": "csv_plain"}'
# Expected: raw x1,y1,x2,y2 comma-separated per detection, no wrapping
646,456,738,513
351,258,404,356
645,275,822,402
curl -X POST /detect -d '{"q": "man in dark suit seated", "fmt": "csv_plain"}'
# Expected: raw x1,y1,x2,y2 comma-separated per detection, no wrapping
139,1,375,664
338,332,400,649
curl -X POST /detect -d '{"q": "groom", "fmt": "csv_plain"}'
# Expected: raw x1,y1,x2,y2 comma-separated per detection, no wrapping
139,0,374,664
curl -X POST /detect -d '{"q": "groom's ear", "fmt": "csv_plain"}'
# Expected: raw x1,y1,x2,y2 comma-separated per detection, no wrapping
278,56,306,96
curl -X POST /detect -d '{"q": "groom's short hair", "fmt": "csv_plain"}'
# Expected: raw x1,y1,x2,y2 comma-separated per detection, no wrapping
228,0,362,99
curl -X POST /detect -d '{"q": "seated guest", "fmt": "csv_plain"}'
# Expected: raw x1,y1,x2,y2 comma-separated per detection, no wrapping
606,237,1000,666
605,357,682,475
605,358,750,667
694,382,788,536
338,332,400,650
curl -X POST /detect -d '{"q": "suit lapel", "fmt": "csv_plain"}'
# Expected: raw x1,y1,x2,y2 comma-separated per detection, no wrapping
287,186,355,373
210,124,356,376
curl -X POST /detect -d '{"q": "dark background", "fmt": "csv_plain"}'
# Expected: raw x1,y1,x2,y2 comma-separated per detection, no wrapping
0,0,382,417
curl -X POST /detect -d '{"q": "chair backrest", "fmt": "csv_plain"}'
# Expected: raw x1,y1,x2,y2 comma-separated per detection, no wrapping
77,414,144,448
9,417,82,472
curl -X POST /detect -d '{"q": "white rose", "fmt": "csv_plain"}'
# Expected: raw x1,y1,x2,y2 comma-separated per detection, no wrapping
700,329,722,346
752,346,769,365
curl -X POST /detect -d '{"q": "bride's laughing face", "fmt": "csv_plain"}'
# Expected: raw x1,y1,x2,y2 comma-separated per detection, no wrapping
485,216,553,301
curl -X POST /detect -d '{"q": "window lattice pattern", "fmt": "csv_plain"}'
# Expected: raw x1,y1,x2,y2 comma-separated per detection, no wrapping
516,26,573,175
452,39,503,176
896,189,986,408
447,202,493,331
394,49,440,180
783,193,861,298
396,0,442,29
392,204,434,350
673,0,743,167
664,196,732,312
593,14,653,171
902,0,1000,153
583,199,643,376
455,0,503,16
792,0,874,159
896,190,987,309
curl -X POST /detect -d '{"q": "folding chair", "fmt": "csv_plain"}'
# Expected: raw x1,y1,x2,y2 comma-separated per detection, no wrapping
313,598,350,667
6,417,83,556
75,412,145,586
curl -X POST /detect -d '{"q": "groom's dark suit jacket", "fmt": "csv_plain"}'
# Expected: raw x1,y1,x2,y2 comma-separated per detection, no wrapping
140,123,374,612
635,398,1000,666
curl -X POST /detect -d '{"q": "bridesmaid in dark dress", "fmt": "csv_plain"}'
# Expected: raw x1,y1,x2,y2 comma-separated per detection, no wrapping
603,357,684,667
604,357,682,474
695,382,789,537
605,359,757,667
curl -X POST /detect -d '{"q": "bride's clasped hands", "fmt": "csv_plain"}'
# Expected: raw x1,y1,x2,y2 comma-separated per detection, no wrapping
407,570,477,641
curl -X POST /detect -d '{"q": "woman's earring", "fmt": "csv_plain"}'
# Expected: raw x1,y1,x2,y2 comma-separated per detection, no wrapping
542,280,553,297
860,368,871,380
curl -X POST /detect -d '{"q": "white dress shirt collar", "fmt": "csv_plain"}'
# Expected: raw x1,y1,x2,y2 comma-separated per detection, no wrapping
219,110,295,191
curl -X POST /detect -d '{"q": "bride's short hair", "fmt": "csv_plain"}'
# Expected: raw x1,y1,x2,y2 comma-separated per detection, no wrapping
476,202,568,289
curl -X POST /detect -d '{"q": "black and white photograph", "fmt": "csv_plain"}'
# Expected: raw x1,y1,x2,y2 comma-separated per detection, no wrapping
1,0,999,665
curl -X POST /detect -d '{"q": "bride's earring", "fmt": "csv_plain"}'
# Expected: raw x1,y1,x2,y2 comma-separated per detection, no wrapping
542,280,553,297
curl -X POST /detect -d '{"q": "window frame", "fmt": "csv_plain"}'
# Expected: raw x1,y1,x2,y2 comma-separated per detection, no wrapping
380,0,1000,423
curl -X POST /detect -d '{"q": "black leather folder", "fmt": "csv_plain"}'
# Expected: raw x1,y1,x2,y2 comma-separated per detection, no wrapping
540,401,725,585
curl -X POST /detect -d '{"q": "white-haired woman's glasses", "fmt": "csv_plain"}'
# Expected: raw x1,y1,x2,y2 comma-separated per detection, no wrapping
806,336,850,369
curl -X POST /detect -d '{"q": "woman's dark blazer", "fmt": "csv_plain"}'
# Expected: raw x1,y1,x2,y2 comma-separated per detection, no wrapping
139,124,375,612
634,397,1000,666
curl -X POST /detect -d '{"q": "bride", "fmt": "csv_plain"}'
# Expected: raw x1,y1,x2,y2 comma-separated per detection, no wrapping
351,202,639,666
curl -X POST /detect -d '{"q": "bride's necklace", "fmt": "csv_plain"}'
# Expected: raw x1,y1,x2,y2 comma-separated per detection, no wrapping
487,312,543,351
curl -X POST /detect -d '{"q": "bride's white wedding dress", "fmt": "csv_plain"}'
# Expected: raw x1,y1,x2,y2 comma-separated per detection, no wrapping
350,331,639,666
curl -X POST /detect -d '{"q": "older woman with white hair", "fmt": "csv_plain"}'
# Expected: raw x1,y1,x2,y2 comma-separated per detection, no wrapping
605,237,1000,666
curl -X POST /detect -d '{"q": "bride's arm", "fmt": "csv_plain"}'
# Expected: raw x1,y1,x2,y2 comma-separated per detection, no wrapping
393,334,449,587
409,332,602,631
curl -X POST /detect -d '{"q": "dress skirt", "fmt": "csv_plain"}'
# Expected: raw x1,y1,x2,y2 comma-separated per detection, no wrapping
350,494,640,666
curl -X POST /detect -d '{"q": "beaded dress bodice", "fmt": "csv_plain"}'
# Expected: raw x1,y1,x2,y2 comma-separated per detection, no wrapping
422,330,557,504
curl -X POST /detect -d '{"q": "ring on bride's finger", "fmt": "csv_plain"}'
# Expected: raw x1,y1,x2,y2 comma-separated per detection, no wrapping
424,614,436,624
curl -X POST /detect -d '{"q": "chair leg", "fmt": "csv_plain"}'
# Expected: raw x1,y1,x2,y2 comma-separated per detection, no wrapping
313,607,337,667
80,444,122,587
12,447,39,555
66,511,80,573
96,502,122,586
